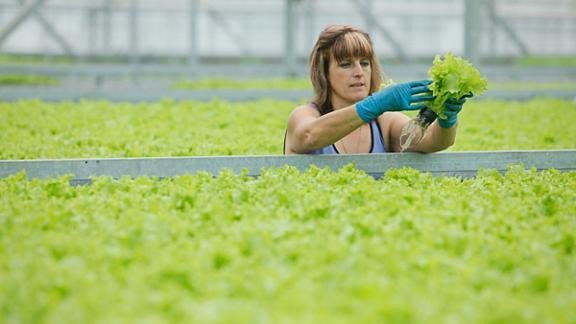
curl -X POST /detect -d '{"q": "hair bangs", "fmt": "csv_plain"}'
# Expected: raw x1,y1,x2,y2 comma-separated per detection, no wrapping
330,32,374,62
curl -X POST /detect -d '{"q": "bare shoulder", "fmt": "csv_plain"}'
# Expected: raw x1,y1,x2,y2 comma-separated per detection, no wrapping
287,103,321,125
289,103,320,117
285,103,321,154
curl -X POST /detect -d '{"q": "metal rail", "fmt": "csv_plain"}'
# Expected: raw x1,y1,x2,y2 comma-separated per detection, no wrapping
2,63,575,80
0,87,573,102
1,150,574,185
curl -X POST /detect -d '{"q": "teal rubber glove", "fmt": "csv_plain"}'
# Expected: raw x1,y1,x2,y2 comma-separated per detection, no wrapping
356,80,434,123
437,94,472,128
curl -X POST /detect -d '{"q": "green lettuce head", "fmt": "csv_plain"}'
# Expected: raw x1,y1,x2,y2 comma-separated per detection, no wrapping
427,53,488,119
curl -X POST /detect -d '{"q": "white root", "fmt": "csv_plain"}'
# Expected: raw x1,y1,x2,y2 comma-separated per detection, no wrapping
399,119,426,152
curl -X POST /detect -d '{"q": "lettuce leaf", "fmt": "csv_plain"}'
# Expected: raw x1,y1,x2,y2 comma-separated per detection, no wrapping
427,53,488,118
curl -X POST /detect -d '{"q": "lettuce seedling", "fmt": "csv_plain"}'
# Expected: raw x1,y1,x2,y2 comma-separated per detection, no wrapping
428,53,488,119
399,53,488,151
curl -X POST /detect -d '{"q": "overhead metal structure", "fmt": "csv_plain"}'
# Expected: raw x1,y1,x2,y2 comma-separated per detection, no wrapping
14,0,74,56
464,0,482,64
0,0,46,47
349,0,407,61
0,0,574,82
465,0,531,63
189,0,200,68
129,0,139,67
0,0,73,56
285,0,299,76
482,0,529,56
206,9,251,56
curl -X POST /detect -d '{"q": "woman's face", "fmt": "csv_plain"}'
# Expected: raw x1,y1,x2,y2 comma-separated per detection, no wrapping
327,55,372,109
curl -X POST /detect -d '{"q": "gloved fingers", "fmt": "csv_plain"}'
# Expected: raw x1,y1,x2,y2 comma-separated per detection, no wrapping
408,79,432,88
444,100,463,109
446,97,466,105
410,85,432,95
410,94,434,103
443,111,458,119
444,103,463,114
407,103,427,111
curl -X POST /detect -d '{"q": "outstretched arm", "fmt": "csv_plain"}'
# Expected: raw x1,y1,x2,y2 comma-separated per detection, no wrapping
285,80,434,154
388,96,468,153
285,104,363,154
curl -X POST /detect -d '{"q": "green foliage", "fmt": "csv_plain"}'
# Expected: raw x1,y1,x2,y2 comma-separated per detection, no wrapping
175,77,573,91
1,98,575,159
172,77,311,90
0,74,60,86
0,54,74,65
489,81,576,91
451,99,576,151
1,166,575,323
0,99,295,159
428,53,488,118
517,56,576,67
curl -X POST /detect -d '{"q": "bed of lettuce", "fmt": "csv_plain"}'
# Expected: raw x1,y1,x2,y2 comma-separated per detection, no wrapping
1,165,575,323
1,98,575,159
1,95,575,322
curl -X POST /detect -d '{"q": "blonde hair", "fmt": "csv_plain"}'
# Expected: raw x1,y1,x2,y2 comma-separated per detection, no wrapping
309,25,384,115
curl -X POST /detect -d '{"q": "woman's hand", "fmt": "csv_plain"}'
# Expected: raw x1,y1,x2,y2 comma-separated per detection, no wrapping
356,80,434,123
437,94,472,128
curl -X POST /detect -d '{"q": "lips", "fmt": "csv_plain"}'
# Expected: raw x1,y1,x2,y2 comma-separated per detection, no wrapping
350,82,365,87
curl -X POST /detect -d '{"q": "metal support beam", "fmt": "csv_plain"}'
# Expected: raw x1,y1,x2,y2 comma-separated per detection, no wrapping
1,86,575,102
189,0,199,68
364,0,374,36
464,0,482,64
129,0,139,66
207,10,250,55
349,0,407,61
102,0,112,52
87,7,98,56
483,0,529,56
285,0,298,77
0,0,46,48
15,0,74,56
304,0,316,49
486,0,497,57
2,150,575,185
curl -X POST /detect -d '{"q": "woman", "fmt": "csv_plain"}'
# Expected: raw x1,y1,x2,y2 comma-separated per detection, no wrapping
283,24,468,155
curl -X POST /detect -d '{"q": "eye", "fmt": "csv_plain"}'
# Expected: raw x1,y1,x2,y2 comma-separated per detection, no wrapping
360,60,370,67
338,61,351,68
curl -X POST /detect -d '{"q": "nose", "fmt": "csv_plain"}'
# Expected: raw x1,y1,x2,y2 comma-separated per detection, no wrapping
352,61,363,77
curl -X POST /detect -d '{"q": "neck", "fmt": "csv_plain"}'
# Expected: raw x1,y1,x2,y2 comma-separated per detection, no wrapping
330,92,368,111
330,97,355,111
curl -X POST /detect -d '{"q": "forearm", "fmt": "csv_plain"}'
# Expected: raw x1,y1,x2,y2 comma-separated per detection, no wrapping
292,106,364,152
408,121,457,153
